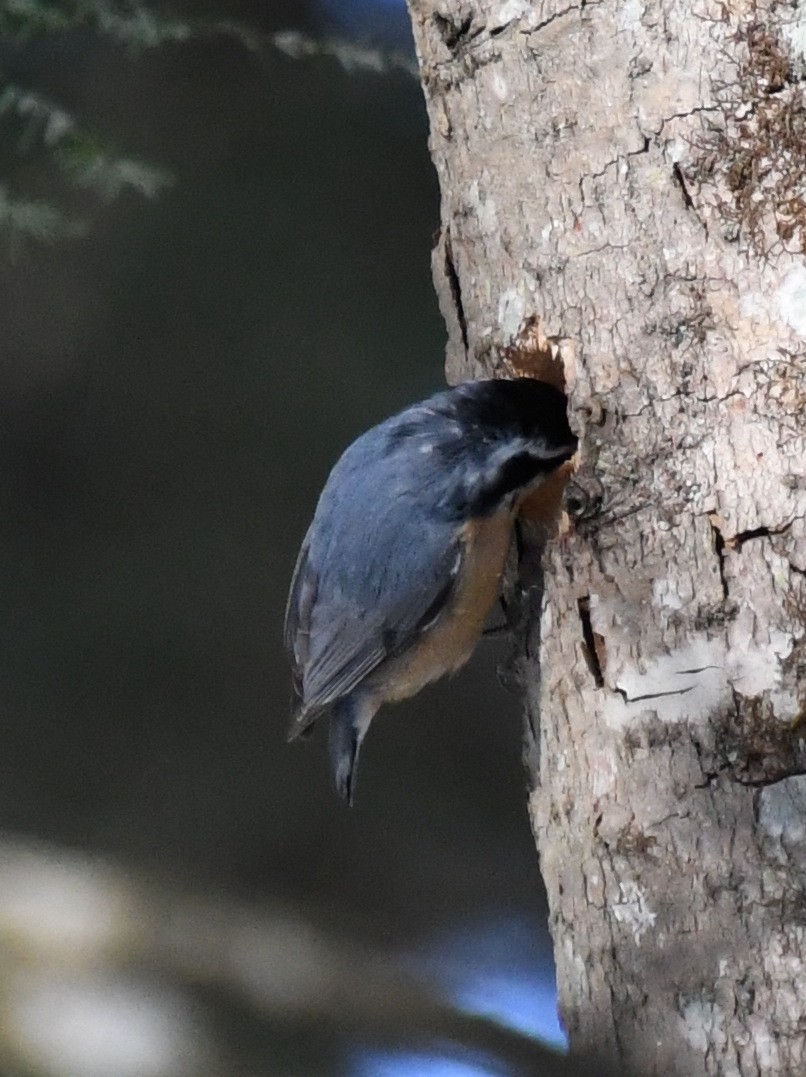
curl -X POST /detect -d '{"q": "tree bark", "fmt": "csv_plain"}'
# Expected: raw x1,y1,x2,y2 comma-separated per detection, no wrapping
406,1,806,1073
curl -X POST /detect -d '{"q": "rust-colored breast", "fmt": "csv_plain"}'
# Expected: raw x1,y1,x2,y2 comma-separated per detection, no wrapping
362,453,577,712
371,509,514,706
517,457,577,532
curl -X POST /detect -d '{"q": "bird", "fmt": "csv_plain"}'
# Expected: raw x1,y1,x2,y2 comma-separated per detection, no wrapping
284,377,577,803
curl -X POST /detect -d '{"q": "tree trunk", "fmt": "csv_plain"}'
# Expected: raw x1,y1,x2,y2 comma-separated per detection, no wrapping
406,1,806,1073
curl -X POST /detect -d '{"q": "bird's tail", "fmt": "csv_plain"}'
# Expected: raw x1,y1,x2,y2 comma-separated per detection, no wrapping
328,696,373,806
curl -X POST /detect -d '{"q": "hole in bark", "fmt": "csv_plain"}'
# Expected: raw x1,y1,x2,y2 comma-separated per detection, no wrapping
433,13,474,50
577,595,605,687
566,477,602,522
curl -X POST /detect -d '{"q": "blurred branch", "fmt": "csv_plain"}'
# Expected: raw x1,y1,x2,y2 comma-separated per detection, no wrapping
0,78,170,245
270,30,417,77
0,84,172,199
0,0,194,45
0,834,608,1077
0,1,417,73
0,185,84,250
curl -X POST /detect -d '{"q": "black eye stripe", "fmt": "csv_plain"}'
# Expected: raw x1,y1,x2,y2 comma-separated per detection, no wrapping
470,449,574,516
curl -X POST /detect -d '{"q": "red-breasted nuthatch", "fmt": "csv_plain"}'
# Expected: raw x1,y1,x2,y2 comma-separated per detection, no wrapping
284,378,577,803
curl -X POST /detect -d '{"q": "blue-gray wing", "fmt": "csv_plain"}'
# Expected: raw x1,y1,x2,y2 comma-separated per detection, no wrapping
284,498,461,737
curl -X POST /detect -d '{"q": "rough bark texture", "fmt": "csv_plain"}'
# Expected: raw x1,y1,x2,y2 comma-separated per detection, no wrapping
407,1,806,1074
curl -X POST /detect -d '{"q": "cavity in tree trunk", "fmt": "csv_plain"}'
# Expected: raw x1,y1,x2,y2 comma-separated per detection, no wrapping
406,1,806,1074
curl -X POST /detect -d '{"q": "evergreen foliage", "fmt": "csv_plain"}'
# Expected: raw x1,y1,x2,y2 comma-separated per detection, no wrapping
0,1,192,245
0,0,193,45
0,1,413,246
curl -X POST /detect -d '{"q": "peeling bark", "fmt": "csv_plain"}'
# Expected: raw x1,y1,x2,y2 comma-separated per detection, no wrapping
407,0,806,1073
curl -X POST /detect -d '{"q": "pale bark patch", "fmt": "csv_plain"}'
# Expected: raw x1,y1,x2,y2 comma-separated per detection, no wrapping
776,264,806,336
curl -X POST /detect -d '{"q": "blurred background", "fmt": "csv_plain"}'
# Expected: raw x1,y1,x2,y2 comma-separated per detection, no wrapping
0,1,561,1073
